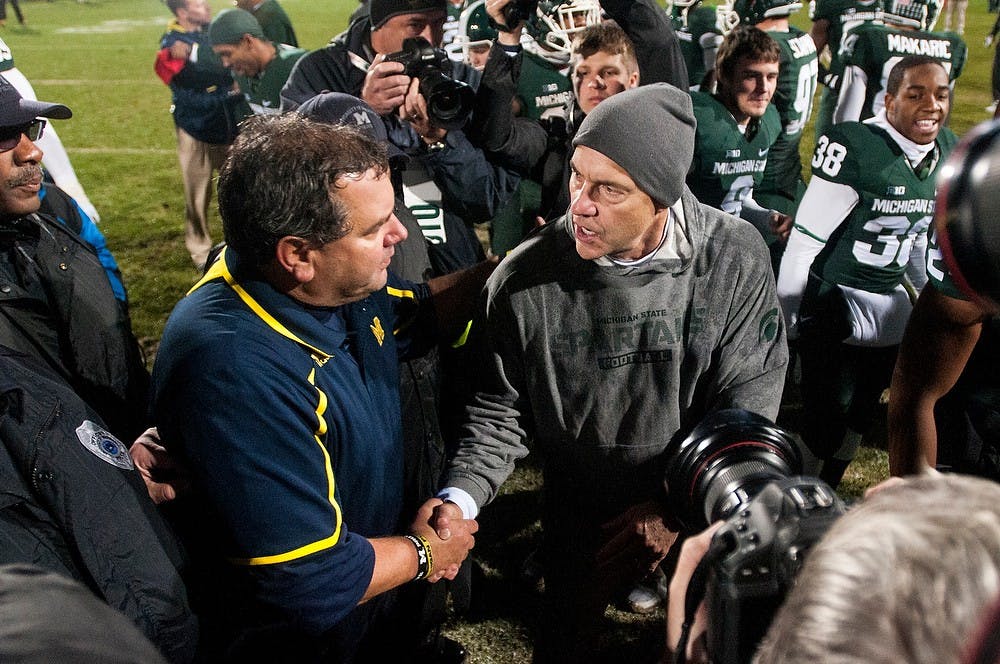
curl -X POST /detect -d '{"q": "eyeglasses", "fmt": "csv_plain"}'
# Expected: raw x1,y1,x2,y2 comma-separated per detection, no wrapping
0,119,46,152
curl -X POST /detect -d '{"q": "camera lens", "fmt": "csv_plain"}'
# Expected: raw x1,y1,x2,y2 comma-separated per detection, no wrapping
662,409,802,531
419,73,474,130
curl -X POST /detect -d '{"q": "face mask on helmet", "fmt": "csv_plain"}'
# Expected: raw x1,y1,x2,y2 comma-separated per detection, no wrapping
444,0,498,65
716,0,803,32
884,0,940,30
524,0,602,66
667,0,703,28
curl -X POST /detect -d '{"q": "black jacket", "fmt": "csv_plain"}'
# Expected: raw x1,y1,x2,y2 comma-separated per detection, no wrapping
0,346,197,663
0,213,149,439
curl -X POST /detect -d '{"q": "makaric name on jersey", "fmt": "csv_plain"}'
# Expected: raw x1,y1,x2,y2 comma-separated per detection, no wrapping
886,34,952,59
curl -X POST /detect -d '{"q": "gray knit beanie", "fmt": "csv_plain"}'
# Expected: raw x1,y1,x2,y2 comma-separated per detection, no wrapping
573,83,696,207
370,0,446,30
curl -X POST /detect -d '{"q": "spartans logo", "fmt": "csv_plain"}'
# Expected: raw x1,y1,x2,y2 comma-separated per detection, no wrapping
75,420,134,470
759,307,779,343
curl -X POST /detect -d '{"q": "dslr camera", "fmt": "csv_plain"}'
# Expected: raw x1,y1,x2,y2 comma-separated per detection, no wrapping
383,37,474,131
502,0,538,26
662,409,846,664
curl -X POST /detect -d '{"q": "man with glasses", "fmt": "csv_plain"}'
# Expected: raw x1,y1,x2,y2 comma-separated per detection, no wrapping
0,78,148,441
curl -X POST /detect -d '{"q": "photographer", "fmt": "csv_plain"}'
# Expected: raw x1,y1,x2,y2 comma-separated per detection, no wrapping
666,475,1000,663
281,0,519,275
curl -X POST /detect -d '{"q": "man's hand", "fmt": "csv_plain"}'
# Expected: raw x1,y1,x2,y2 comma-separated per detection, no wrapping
665,522,723,664
485,0,525,44
129,427,191,504
770,212,793,245
361,55,411,116
597,501,678,578
400,77,447,144
411,498,478,582
168,40,192,61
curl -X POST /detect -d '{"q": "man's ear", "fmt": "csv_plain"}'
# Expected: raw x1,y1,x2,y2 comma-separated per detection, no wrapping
274,236,315,285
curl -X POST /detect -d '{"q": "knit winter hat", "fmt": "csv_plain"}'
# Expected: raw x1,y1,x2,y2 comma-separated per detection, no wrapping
370,0,446,31
209,8,264,45
573,83,696,207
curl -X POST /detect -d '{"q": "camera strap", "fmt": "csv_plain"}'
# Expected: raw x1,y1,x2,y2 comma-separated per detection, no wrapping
674,533,737,664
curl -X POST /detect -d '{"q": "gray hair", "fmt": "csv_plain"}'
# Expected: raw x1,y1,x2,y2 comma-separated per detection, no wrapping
755,474,1000,664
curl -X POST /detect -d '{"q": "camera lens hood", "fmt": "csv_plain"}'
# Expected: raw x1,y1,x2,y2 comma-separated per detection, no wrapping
935,118,1000,312
662,409,802,532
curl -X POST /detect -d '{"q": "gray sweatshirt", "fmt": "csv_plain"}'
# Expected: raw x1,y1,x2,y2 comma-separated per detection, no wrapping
446,188,788,522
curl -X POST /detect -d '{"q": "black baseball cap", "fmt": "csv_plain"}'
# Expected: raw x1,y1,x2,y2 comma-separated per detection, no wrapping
0,76,71,128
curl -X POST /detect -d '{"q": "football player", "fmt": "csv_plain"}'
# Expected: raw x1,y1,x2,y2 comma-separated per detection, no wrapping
668,0,724,90
687,25,790,256
834,0,966,123
719,0,818,224
777,56,956,487
808,0,882,139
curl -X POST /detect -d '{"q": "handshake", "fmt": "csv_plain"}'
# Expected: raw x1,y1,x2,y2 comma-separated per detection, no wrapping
408,498,479,583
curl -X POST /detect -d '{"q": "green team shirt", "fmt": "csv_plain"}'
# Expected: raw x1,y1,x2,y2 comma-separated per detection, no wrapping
671,6,721,90
235,43,306,116
687,91,782,217
515,51,572,121
0,37,14,73
925,226,967,299
253,0,298,47
809,0,882,90
443,1,466,49
759,27,819,200
840,24,967,121
807,121,957,293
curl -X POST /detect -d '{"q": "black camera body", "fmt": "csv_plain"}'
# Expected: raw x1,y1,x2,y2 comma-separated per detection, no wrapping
383,37,474,131
502,0,538,27
662,410,846,664
706,477,845,664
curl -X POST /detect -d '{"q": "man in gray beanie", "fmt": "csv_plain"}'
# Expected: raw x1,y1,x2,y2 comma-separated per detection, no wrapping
434,82,788,662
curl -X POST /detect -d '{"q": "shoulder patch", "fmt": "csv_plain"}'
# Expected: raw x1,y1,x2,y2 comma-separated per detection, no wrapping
75,420,134,470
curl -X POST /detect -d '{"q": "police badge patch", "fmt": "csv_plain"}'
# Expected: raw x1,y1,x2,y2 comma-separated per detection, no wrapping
75,420,134,470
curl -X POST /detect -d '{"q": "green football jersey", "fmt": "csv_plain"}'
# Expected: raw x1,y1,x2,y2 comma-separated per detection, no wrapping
810,0,882,89
807,122,957,293
516,51,573,121
810,0,882,136
671,6,721,90
840,24,967,121
254,0,297,48
687,91,782,217
0,37,14,73
443,0,467,49
758,27,818,205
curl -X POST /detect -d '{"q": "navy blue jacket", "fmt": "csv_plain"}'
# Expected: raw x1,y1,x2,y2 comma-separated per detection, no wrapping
150,249,436,653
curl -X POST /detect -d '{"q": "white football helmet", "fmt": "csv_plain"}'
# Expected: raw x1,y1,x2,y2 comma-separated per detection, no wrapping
524,0,603,66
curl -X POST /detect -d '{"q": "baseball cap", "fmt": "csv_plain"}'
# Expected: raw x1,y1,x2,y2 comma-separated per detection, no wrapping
297,92,408,166
0,77,71,128
209,8,264,46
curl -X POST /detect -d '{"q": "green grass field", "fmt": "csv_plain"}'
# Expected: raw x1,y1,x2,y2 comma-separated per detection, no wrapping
10,0,995,660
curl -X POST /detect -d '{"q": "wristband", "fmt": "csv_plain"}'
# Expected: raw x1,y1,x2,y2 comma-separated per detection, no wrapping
404,534,434,581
